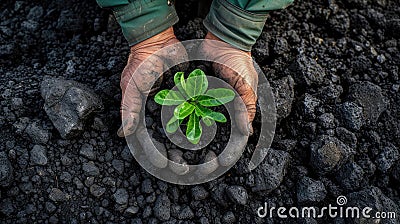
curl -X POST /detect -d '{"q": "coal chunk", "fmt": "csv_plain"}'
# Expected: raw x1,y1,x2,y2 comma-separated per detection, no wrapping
347,81,388,126
113,188,128,205
288,55,326,86
226,185,248,205
335,161,364,191
49,188,70,202
191,186,209,201
41,76,103,139
375,144,399,173
82,162,100,176
310,136,355,175
90,184,106,197
0,151,13,187
297,177,327,203
154,194,171,221
252,149,290,192
272,75,295,120
336,101,364,131
30,145,48,165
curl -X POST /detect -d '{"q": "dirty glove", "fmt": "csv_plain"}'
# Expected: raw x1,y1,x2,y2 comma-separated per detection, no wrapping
201,32,258,136
117,27,188,137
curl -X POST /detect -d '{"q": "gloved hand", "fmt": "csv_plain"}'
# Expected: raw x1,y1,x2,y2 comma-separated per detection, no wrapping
201,32,258,136
117,27,188,137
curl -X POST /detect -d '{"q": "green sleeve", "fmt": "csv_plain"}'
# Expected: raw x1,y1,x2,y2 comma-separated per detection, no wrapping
204,0,294,51
96,0,178,46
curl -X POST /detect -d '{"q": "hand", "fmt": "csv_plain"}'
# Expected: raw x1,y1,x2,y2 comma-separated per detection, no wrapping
117,27,188,137
201,32,258,136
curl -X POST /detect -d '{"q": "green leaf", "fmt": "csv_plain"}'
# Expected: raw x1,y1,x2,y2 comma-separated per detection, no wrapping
195,105,227,123
202,117,215,127
165,116,182,133
197,88,235,106
186,113,202,144
154,89,185,105
185,69,208,97
174,101,195,119
174,72,187,96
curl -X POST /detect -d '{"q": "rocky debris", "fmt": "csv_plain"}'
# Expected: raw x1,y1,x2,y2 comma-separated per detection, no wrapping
226,185,248,205
177,205,194,220
124,206,139,217
90,184,106,197
252,149,290,192
45,202,56,213
79,144,96,160
272,75,295,120
347,187,400,223
273,37,289,55
154,194,171,221
40,76,103,139
25,120,50,144
30,145,48,165
318,83,343,101
222,211,236,224
318,113,336,129
0,198,15,216
328,9,350,36
337,101,364,131
13,118,50,144
112,159,124,175
347,81,388,126
56,10,83,33
113,188,128,205
82,162,100,176
191,185,209,201
303,94,321,119
335,161,365,191
375,144,399,173
288,55,326,87
310,136,354,175
168,149,189,175
49,188,70,202
297,177,327,203
0,151,13,187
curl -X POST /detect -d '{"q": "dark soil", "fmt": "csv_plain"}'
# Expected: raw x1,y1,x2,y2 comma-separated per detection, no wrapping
1,0,400,223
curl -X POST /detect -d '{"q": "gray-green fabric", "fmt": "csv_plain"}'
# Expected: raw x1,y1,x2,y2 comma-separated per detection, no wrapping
96,0,294,50
204,0,294,51
96,0,178,46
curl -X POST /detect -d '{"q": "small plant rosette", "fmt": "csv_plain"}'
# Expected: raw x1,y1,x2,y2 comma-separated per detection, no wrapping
154,69,235,144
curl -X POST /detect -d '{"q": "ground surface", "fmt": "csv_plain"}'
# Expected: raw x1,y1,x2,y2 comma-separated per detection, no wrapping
1,0,400,223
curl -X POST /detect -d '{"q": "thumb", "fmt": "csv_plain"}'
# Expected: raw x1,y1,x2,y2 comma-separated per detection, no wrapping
117,67,142,137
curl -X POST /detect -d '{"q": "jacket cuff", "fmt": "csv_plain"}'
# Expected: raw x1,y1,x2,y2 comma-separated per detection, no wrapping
203,0,269,51
99,0,178,46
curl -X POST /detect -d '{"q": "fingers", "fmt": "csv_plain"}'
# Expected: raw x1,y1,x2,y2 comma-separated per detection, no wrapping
118,65,143,137
213,62,258,136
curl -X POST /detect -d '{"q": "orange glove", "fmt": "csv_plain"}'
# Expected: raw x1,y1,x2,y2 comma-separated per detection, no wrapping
201,32,258,136
117,27,188,137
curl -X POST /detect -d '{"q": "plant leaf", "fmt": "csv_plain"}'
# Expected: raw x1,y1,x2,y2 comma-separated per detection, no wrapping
186,113,202,144
202,117,215,126
185,69,208,97
174,72,187,97
195,105,227,123
197,88,235,106
165,116,182,133
174,101,195,119
154,89,185,105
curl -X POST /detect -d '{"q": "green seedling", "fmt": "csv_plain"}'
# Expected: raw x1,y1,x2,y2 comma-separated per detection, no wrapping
154,69,235,144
